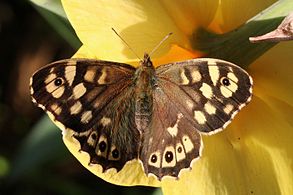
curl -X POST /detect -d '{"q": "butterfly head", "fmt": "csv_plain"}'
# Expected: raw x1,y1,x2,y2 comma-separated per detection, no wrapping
141,53,154,68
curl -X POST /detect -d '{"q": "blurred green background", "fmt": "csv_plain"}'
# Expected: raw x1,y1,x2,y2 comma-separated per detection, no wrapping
0,1,160,194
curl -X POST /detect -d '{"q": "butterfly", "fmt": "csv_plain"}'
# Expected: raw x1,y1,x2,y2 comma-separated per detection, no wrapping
30,53,253,180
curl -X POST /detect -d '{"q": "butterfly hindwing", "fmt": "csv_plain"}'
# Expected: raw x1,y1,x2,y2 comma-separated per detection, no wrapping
30,59,141,172
74,86,140,171
140,87,202,179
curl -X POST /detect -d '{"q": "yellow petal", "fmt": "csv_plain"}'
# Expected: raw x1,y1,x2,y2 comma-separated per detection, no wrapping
62,0,188,61
250,41,293,107
74,44,200,68
152,44,201,67
160,0,219,35
162,95,293,194
72,45,99,59
62,129,161,187
210,0,277,32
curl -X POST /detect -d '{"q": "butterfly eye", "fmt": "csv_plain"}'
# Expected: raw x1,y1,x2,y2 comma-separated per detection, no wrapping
221,77,231,86
54,78,63,86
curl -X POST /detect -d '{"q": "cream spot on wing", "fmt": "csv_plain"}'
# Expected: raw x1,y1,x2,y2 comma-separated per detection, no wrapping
97,68,107,84
200,83,213,99
67,60,77,66
87,131,98,147
186,99,194,110
100,116,111,127
81,110,92,124
227,72,238,83
51,86,65,99
84,67,96,82
207,59,218,66
224,104,234,114
65,65,76,86
180,68,189,85
204,102,216,115
194,110,206,124
49,67,54,73
45,74,65,98
228,79,239,93
208,65,220,86
45,73,57,84
190,69,202,83
70,101,82,115
73,83,87,99
220,86,233,98
74,129,92,137
182,135,194,153
167,113,183,137
162,146,176,168
96,135,108,157
148,151,161,168
175,143,186,162
50,103,62,115
220,75,238,96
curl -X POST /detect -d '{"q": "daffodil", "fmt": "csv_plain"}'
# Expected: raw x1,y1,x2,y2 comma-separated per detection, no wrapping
61,0,293,194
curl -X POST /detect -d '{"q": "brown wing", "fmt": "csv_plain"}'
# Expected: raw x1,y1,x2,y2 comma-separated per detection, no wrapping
155,58,253,134
139,58,252,179
140,85,202,180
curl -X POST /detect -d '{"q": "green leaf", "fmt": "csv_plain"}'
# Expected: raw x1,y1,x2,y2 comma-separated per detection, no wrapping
0,156,10,177
29,0,67,19
29,0,81,49
152,188,163,195
8,116,67,181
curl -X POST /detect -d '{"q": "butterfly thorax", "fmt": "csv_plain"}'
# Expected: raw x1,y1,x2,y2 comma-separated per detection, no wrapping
133,53,156,133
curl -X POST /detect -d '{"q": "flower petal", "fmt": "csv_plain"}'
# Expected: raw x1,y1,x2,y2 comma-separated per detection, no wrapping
62,0,188,61
62,129,161,187
162,95,293,194
160,0,219,35
250,41,293,107
211,0,277,32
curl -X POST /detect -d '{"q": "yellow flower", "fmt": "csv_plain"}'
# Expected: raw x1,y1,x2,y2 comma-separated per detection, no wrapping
61,0,293,194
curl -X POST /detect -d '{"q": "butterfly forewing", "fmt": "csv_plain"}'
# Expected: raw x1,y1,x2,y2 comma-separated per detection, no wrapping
156,58,253,134
30,59,141,171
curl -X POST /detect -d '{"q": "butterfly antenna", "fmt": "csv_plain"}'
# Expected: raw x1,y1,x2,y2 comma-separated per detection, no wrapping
111,28,142,61
149,32,173,57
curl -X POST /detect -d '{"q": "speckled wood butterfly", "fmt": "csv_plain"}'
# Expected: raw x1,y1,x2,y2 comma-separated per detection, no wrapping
30,54,252,180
